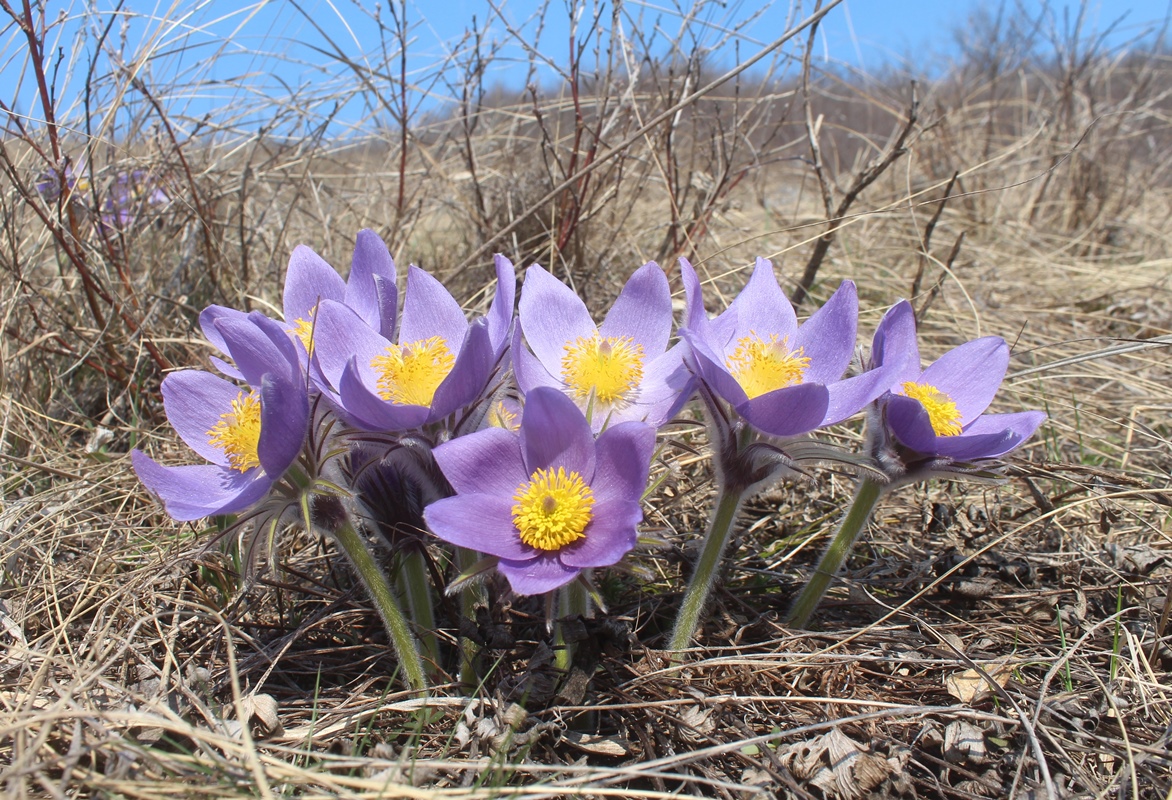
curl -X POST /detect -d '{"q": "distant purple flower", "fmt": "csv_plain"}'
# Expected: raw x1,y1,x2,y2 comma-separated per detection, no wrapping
99,169,169,231
34,164,90,203
680,257,900,437
424,387,655,595
132,313,309,521
514,262,691,432
308,256,514,431
869,302,1046,464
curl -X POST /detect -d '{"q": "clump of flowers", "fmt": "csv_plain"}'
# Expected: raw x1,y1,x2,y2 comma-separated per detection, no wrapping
133,230,1045,694
36,162,170,233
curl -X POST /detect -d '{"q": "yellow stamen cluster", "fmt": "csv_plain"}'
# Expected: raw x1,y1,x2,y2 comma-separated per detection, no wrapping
486,400,519,431
289,315,317,356
901,381,963,436
371,336,455,407
726,333,810,399
512,466,594,551
560,333,645,405
206,390,263,472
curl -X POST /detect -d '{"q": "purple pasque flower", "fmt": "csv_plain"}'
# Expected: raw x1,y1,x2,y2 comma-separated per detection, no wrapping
99,169,170,231
282,229,399,355
132,312,309,521
200,230,398,378
869,301,1046,464
423,387,655,595
680,257,900,437
34,163,90,203
513,262,691,432
308,256,514,432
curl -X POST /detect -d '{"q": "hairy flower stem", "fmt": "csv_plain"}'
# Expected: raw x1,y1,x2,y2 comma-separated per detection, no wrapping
786,475,886,629
329,517,428,694
454,545,482,687
669,484,746,654
555,579,590,673
399,547,440,676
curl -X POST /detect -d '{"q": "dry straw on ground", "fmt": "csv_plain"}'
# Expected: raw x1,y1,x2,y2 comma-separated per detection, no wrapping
2,1,1171,797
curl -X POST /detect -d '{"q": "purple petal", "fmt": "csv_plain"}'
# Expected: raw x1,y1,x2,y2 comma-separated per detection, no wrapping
252,312,304,382
680,257,711,335
793,281,857,385
337,358,430,431
928,431,1019,461
512,324,560,394
883,393,939,453
256,373,308,476
932,410,1047,460
486,255,517,354
591,421,656,502
311,300,389,392
497,554,580,595
398,266,468,353
821,367,896,426
871,300,919,381
738,383,831,437
208,355,244,381
518,265,596,373
428,319,494,420
372,275,399,341
520,387,596,479
283,245,346,324
432,427,527,496
919,337,1009,423
199,304,247,353
198,306,247,377
345,229,398,338
213,312,299,389
599,262,671,357
132,452,272,521
161,370,244,466
424,494,537,560
726,257,797,341
558,498,642,568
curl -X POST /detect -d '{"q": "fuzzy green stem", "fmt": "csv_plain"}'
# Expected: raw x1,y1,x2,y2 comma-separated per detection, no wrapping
786,475,885,629
331,518,428,694
555,579,590,672
454,545,482,687
669,483,746,653
399,547,440,676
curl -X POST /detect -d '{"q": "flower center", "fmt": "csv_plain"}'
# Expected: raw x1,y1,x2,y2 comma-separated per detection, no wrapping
487,400,519,431
206,390,263,472
512,466,595,551
371,336,455,407
726,333,810,399
561,333,644,405
901,381,963,436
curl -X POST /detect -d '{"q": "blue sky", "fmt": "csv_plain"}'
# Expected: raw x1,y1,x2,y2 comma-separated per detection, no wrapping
4,0,1169,133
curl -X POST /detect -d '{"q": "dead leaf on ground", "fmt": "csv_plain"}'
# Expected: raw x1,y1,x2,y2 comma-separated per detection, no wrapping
242,692,282,738
945,661,1014,704
778,728,902,799
562,730,630,756
943,720,988,765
